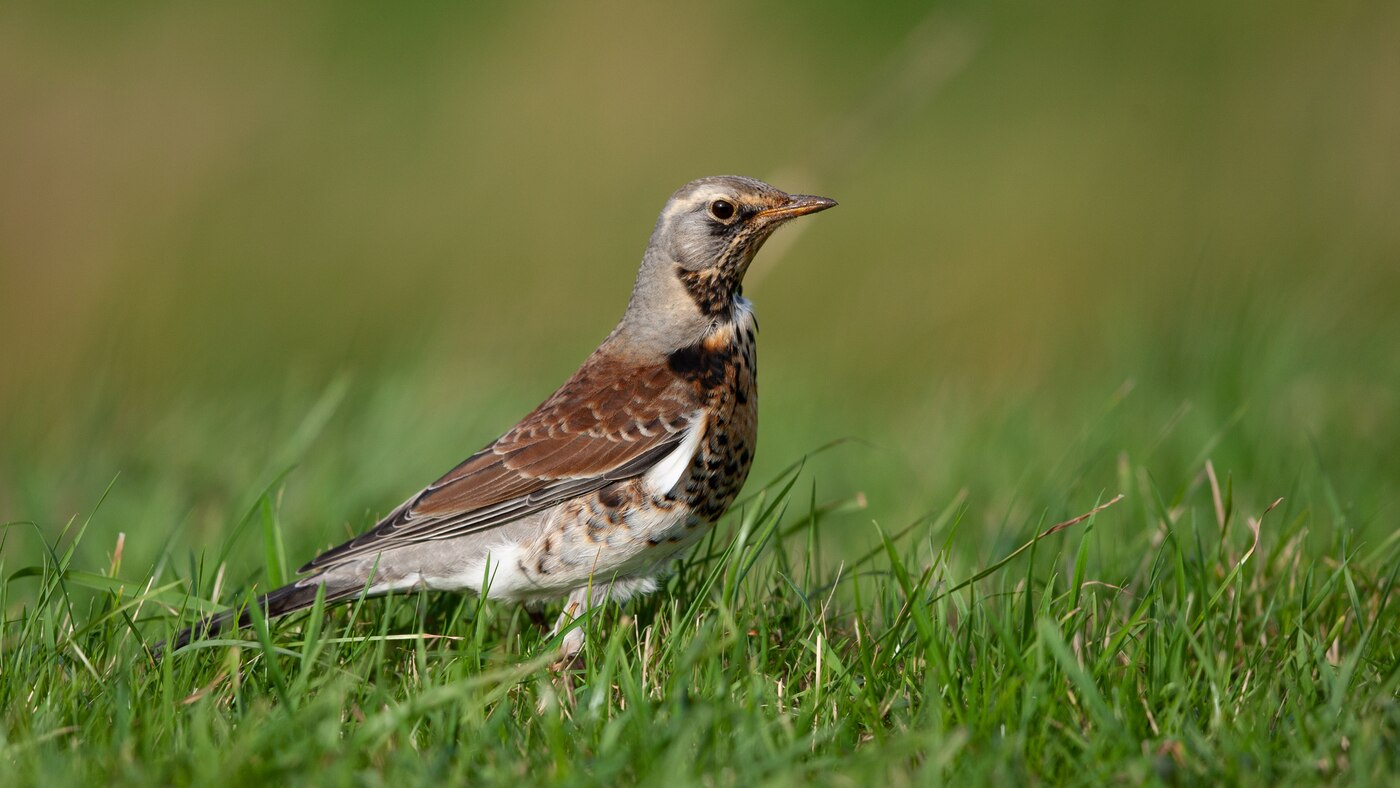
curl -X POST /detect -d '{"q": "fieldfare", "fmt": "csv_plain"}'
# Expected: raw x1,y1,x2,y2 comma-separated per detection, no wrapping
168,175,836,659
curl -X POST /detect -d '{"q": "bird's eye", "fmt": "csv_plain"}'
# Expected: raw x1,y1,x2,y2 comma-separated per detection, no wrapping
708,199,736,222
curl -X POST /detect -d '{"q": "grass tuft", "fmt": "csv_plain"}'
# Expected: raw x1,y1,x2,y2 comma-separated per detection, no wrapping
2,450,1396,784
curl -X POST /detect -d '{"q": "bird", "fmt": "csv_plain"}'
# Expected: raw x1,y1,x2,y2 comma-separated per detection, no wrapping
166,175,836,661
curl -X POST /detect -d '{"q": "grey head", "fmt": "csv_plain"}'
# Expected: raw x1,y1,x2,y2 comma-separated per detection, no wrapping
612,175,837,357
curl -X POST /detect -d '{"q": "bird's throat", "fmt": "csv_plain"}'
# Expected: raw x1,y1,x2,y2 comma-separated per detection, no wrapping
675,264,744,318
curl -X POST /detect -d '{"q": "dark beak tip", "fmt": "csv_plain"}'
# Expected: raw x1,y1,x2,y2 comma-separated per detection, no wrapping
793,194,838,214
756,193,838,221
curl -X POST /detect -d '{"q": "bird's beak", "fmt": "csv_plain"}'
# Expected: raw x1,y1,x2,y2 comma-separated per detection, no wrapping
756,194,839,224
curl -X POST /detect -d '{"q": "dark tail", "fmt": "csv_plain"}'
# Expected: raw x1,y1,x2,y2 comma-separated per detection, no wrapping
160,581,347,656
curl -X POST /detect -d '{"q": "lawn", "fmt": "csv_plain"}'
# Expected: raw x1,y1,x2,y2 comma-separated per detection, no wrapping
2,2,1398,784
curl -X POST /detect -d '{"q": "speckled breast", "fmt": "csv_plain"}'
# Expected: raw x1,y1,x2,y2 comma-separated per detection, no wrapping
671,301,758,523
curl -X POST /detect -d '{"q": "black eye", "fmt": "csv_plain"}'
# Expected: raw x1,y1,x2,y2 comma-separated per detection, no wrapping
709,199,736,221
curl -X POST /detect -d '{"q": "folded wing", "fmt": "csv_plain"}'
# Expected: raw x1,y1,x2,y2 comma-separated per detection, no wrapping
302,354,700,572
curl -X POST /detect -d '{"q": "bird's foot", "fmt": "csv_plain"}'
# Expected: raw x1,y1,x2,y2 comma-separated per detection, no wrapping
548,625,586,673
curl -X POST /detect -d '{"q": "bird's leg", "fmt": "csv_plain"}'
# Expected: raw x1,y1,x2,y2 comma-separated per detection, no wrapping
546,576,655,672
536,588,590,711
549,585,597,672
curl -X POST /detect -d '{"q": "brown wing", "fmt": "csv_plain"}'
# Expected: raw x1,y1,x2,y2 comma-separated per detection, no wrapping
302,353,700,571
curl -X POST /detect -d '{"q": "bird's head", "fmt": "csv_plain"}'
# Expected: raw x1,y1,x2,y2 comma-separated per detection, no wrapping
611,176,835,355
651,176,837,315
615,176,835,354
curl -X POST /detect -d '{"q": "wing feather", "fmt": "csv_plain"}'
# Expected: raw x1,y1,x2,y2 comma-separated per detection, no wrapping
301,353,699,571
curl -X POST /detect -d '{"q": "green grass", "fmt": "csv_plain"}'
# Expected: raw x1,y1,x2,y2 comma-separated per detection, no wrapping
4,1,1400,784
2,361,1397,784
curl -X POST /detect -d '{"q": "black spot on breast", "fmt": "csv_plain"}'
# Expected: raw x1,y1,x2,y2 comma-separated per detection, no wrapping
667,341,729,389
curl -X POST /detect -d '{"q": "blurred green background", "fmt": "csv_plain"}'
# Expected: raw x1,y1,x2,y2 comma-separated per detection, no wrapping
2,1,1397,584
